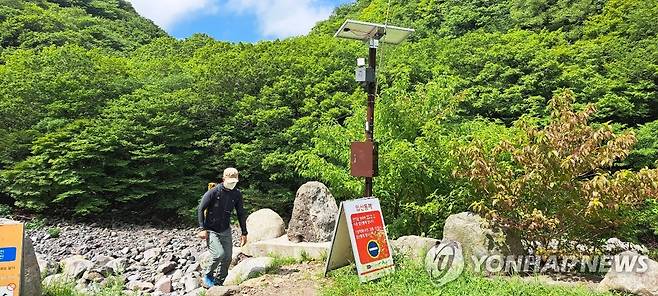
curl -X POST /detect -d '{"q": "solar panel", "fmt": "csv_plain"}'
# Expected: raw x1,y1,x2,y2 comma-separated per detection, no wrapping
334,19,414,44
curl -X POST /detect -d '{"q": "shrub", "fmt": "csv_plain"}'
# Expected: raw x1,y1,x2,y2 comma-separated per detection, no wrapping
47,227,61,238
43,274,131,296
25,217,46,231
456,90,658,254
0,204,11,217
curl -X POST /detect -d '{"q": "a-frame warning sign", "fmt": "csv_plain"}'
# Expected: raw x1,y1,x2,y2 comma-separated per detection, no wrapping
324,197,395,282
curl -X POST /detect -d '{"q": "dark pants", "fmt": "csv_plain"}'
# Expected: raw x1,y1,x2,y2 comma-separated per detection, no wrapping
203,228,233,284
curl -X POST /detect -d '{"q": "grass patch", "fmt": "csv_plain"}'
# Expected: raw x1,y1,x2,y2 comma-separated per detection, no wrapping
26,216,47,230
43,275,136,296
263,253,310,274
322,259,614,296
47,227,61,238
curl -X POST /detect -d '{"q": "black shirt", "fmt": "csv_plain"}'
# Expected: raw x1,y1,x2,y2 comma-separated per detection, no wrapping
197,183,248,235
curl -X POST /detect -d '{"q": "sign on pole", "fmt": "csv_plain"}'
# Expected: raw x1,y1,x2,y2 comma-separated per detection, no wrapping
325,197,395,282
0,221,24,296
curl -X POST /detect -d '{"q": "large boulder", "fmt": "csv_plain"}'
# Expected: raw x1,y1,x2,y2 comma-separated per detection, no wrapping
442,212,523,271
0,218,42,296
287,181,338,242
392,235,439,261
222,257,274,285
246,209,285,244
598,251,658,296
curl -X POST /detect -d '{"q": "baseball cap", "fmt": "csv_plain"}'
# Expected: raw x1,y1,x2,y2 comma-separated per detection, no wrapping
223,167,239,183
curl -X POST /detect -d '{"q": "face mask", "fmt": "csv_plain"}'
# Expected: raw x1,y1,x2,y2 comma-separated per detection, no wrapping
224,181,237,190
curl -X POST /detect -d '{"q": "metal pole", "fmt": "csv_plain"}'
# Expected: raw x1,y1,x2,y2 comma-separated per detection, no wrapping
365,39,377,197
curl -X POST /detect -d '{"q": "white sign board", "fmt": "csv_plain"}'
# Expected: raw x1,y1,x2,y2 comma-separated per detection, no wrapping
325,197,395,282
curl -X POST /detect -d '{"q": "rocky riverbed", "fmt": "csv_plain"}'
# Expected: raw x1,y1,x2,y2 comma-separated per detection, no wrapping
29,219,243,295
22,181,342,295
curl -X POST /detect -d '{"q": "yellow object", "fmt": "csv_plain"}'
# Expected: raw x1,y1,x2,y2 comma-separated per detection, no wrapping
208,182,217,190
203,182,217,219
0,222,24,296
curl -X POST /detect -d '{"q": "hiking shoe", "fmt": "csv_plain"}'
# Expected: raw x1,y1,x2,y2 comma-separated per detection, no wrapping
203,274,216,288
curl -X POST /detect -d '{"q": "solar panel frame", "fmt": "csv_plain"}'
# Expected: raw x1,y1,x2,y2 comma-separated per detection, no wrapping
334,19,414,44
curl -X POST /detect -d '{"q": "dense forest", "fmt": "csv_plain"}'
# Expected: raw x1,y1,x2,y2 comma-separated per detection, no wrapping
0,0,657,246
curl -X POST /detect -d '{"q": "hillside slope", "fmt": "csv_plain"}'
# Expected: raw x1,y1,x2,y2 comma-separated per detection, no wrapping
0,0,656,246
0,0,166,53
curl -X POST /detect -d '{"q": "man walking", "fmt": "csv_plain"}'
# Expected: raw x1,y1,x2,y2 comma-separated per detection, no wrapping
197,167,248,287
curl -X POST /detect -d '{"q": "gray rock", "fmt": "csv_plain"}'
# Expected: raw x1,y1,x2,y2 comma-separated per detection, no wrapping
91,255,115,275
223,256,274,285
143,247,161,261
83,270,105,283
104,257,127,275
91,254,114,267
287,181,338,242
127,273,140,282
604,237,649,255
75,280,89,293
126,280,154,291
157,261,176,274
187,262,200,273
160,252,175,263
206,285,241,296
198,251,212,273
181,248,192,259
245,209,285,245
392,235,439,261
42,274,71,287
61,255,94,278
154,276,172,293
442,212,524,271
183,275,199,292
35,253,52,274
171,269,184,281
230,247,242,266
36,252,48,274
185,287,207,296
598,251,658,296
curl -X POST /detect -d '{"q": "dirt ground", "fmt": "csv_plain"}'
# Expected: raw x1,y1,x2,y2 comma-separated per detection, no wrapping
236,262,330,296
